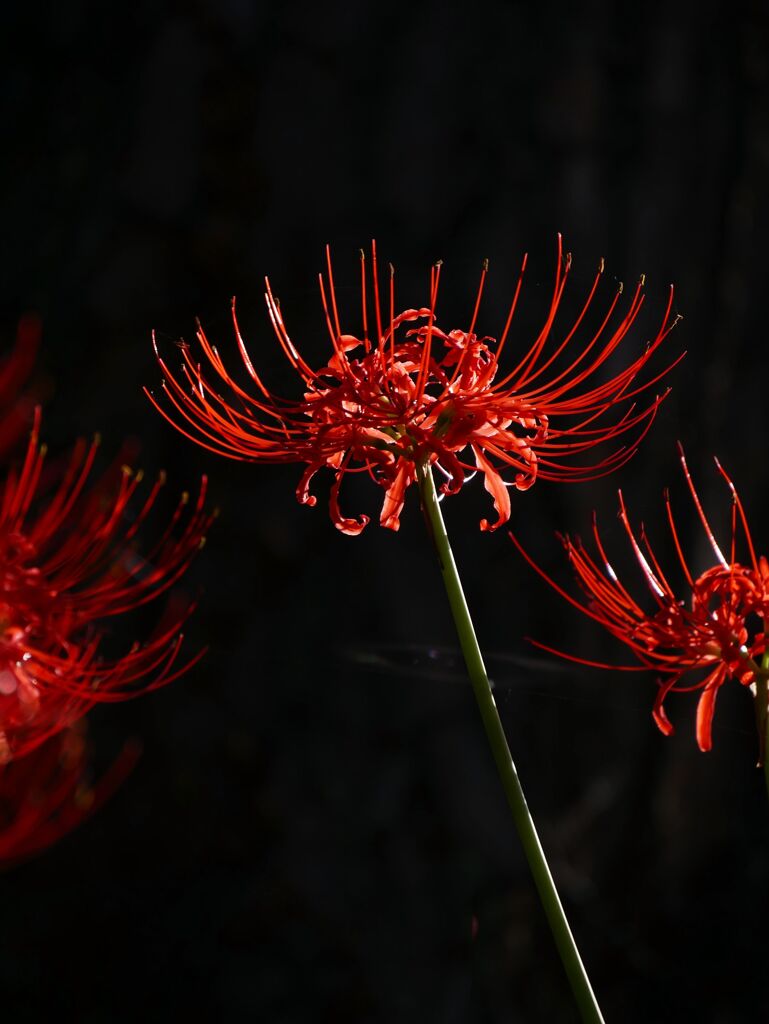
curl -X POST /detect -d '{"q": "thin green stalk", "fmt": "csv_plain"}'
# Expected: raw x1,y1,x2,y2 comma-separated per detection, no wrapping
416,461,604,1024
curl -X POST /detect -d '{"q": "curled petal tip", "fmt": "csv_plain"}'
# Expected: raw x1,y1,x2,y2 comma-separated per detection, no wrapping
337,514,370,536
652,708,675,738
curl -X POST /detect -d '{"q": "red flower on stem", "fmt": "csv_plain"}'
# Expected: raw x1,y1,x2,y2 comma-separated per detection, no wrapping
147,238,681,535
0,721,139,868
511,446,769,753
0,409,215,763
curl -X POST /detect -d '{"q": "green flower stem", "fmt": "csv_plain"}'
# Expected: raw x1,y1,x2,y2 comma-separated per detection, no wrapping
416,461,604,1024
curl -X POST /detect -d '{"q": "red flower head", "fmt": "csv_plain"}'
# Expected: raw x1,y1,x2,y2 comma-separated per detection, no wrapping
0,409,215,763
147,238,681,535
0,722,139,868
511,446,769,753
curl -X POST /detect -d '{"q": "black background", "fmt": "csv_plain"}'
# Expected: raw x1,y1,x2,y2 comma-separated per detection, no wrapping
2,1,769,1021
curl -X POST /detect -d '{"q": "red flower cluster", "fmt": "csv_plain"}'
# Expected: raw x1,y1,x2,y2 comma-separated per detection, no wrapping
512,447,769,752
148,238,681,534
0,409,214,764
0,328,212,863
0,722,139,867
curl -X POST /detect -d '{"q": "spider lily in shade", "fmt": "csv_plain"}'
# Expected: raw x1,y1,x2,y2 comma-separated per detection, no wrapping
0,721,139,868
510,446,769,755
146,237,681,535
0,409,215,764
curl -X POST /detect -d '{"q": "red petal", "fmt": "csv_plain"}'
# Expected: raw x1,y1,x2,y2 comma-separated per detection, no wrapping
296,464,320,507
380,458,414,532
473,446,511,532
652,677,677,737
695,668,724,752
330,467,369,536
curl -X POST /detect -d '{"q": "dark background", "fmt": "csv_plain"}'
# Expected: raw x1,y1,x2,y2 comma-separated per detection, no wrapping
2,1,769,1021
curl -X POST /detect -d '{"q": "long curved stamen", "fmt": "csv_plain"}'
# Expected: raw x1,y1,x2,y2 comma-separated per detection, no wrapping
678,443,728,569
714,456,759,573
495,252,528,364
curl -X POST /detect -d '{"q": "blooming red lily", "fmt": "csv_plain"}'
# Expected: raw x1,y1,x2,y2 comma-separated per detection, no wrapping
511,446,769,753
0,722,139,867
0,409,214,763
147,238,681,534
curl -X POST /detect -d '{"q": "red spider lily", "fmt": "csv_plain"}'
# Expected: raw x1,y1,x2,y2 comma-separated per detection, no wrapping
0,315,40,458
0,721,139,868
0,409,215,763
511,446,769,754
147,238,682,535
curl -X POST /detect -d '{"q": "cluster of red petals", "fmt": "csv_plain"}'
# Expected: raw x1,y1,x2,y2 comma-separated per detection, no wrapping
0,722,139,867
147,238,681,535
512,446,769,752
0,409,214,763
